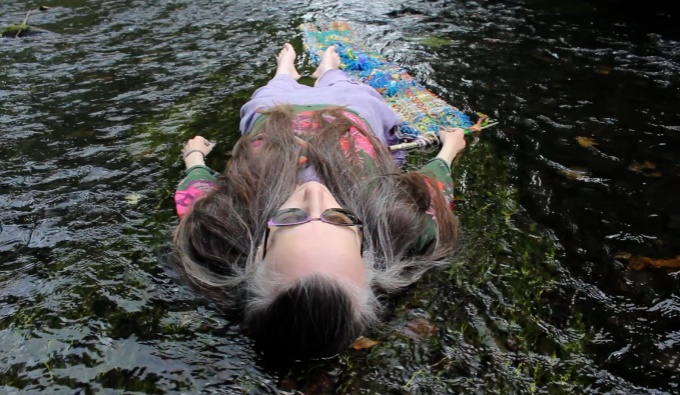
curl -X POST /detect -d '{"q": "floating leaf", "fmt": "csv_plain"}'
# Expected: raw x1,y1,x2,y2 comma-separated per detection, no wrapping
416,36,451,48
614,252,632,260
576,136,598,148
640,160,656,170
558,168,588,180
351,336,380,350
39,6,51,11
628,255,680,271
278,378,297,392
404,318,438,338
629,161,662,177
125,193,142,205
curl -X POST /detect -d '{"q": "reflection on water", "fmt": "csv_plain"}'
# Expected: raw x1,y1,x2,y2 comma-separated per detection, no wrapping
1,0,678,393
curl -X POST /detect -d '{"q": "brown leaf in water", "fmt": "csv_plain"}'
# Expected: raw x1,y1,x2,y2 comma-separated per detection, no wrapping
641,160,656,169
404,318,438,338
351,336,380,350
576,136,598,148
628,255,680,271
628,160,661,178
279,378,297,392
558,168,588,180
614,252,632,260
629,161,662,178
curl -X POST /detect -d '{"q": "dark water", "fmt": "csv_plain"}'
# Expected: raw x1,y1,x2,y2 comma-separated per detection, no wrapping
1,0,678,393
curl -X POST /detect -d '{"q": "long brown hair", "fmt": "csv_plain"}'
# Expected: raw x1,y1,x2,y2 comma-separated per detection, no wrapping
173,105,458,359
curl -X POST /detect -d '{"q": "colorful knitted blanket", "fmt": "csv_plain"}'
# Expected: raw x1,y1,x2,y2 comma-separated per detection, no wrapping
301,21,473,147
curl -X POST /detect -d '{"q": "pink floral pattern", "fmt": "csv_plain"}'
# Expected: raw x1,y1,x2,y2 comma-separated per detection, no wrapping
289,110,378,159
175,180,215,217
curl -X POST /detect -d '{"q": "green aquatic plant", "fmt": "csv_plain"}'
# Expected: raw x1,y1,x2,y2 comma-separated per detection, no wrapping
416,36,452,48
2,6,51,38
1,24,26,37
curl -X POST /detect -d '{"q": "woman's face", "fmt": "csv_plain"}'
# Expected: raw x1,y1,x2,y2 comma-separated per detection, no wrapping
261,181,366,289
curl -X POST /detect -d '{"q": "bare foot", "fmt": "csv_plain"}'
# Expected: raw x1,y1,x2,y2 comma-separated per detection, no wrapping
311,45,341,81
276,43,301,80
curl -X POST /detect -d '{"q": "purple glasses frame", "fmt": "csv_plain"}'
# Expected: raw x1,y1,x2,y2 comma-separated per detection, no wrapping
262,208,364,259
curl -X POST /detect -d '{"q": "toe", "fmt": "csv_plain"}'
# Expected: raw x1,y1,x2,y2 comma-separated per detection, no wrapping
283,43,295,55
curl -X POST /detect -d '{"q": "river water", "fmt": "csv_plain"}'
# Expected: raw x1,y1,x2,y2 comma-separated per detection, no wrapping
1,0,678,393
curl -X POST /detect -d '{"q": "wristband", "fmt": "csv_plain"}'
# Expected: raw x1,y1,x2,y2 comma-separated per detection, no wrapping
182,149,205,161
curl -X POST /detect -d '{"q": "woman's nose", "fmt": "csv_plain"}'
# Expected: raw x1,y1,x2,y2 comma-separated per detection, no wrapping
300,183,330,216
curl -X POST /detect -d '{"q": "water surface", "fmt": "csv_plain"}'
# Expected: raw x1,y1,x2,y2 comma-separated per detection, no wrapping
1,0,678,393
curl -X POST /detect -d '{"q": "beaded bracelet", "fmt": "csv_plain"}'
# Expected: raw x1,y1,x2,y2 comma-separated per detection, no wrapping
182,149,205,161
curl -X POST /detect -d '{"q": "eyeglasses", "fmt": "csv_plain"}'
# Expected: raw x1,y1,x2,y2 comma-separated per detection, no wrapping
262,208,364,259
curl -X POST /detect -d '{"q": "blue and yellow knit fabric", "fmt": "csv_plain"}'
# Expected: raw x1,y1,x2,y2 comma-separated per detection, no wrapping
301,21,473,146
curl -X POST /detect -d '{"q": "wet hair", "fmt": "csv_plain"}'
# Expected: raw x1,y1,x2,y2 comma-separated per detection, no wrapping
246,274,371,360
173,105,458,359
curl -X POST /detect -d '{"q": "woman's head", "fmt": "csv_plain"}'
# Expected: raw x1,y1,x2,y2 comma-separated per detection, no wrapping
260,181,366,288
244,181,373,360
173,105,459,359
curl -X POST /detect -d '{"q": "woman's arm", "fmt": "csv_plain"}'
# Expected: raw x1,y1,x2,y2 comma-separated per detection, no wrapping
181,136,215,169
435,128,467,166
175,136,218,217
411,129,467,253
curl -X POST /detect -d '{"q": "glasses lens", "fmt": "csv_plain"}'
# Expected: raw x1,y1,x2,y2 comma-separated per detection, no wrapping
323,209,361,225
272,209,308,225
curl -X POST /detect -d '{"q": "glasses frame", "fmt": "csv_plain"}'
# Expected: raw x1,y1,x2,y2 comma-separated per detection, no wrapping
262,208,364,259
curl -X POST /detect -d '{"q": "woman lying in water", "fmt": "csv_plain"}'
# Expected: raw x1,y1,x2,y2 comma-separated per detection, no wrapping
173,43,471,360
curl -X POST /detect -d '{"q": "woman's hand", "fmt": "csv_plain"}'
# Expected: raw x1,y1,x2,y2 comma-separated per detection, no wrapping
439,128,466,151
182,136,215,169
436,128,466,166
